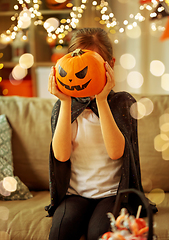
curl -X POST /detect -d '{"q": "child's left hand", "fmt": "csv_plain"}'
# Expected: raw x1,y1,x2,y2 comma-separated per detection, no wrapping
96,61,115,102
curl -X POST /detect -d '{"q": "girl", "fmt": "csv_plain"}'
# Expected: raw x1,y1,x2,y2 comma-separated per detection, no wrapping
46,28,157,240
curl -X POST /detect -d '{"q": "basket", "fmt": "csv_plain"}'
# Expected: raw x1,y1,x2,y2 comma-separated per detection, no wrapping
112,189,154,240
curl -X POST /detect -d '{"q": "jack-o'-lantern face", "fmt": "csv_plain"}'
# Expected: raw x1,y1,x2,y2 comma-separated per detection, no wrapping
55,49,106,97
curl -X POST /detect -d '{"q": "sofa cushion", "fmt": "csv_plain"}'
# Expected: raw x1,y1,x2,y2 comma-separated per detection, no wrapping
0,114,33,200
133,94,169,192
0,96,56,191
0,191,52,240
0,191,168,240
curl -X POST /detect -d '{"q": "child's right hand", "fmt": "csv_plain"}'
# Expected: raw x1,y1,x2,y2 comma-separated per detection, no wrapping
48,66,71,102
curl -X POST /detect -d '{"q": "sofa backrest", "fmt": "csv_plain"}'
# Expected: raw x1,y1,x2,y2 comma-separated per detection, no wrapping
0,96,55,191
0,94,169,193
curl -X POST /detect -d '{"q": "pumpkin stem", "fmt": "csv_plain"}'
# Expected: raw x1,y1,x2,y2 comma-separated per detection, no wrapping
71,48,85,57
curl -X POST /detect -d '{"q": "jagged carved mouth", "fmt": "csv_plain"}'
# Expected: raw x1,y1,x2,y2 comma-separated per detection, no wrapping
57,78,91,91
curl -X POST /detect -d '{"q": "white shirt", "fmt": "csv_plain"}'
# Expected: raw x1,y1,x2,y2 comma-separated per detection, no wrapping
67,108,123,198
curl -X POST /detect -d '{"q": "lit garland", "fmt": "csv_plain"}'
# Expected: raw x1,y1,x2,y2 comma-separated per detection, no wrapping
91,0,168,43
0,0,169,46
0,0,43,44
45,0,87,45
91,0,146,43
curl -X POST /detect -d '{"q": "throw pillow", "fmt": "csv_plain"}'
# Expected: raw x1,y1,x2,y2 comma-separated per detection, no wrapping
0,114,33,200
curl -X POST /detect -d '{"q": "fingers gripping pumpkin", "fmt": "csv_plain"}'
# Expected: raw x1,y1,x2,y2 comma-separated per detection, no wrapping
55,49,106,97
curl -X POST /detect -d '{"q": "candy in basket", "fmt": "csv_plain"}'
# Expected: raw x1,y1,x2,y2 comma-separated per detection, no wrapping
100,189,154,240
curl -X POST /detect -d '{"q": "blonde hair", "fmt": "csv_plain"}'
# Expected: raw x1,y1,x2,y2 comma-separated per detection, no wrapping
68,28,113,64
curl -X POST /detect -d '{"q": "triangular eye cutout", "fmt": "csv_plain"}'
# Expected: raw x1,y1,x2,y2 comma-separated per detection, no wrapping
59,65,67,77
75,66,88,79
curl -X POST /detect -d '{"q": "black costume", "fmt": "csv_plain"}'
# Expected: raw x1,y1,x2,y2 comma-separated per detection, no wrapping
45,90,157,217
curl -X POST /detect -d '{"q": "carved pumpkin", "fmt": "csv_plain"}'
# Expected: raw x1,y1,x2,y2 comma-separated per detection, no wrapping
55,49,106,97
45,0,70,10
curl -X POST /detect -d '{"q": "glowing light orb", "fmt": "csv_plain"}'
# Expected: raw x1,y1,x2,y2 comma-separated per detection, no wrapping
142,178,152,192
161,74,169,91
9,73,23,86
0,206,9,221
2,89,8,95
114,65,128,82
127,71,144,88
3,177,17,192
125,25,141,39
120,53,136,70
56,0,67,2
0,63,3,69
12,65,27,80
162,145,169,160
130,102,146,120
0,231,10,240
18,18,31,29
0,181,11,197
19,9,32,19
19,53,34,69
159,113,169,132
139,98,154,116
44,18,60,32
148,188,165,205
154,134,169,152
150,60,165,77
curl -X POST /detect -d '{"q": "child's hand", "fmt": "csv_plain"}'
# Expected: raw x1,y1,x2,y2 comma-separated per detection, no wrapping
96,61,115,102
48,66,71,102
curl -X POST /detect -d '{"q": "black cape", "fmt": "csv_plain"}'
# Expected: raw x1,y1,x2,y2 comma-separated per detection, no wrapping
45,90,158,217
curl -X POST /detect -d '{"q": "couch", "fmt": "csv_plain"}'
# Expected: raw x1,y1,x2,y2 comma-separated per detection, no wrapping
0,94,169,240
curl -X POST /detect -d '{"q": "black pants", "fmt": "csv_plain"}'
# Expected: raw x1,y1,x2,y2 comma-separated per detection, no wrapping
49,194,117,240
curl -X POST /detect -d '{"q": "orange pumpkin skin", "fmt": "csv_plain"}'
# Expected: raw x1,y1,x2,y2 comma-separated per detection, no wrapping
55,49,106,97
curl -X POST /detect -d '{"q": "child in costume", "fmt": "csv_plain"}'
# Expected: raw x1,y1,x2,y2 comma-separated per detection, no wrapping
46,28,157,240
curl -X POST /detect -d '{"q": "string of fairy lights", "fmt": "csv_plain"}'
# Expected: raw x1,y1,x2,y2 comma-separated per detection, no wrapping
0,0,168,46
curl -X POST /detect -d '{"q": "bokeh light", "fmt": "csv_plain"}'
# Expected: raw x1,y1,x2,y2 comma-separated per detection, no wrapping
0,206,9,221
150,60,165,77
139,98,154,116
44,18,60,32
161,74,169,91
0,231,10,240
19,9,32,19
3,177,17,192
0,63,3,69
56,0,67,2
127,71,144,88
125,25,141,38
19,53,34,69
154,134,169,152
2,89,8,96
162,145,169,160
148,188,165,205
114,65,128,82
159,113,169,132
18,8,32,29
120,54,136,70
12,64,28,80
18,18,31,29
0,181,11,197
142,178,152,193
130,102,146,120
9,73,23,86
